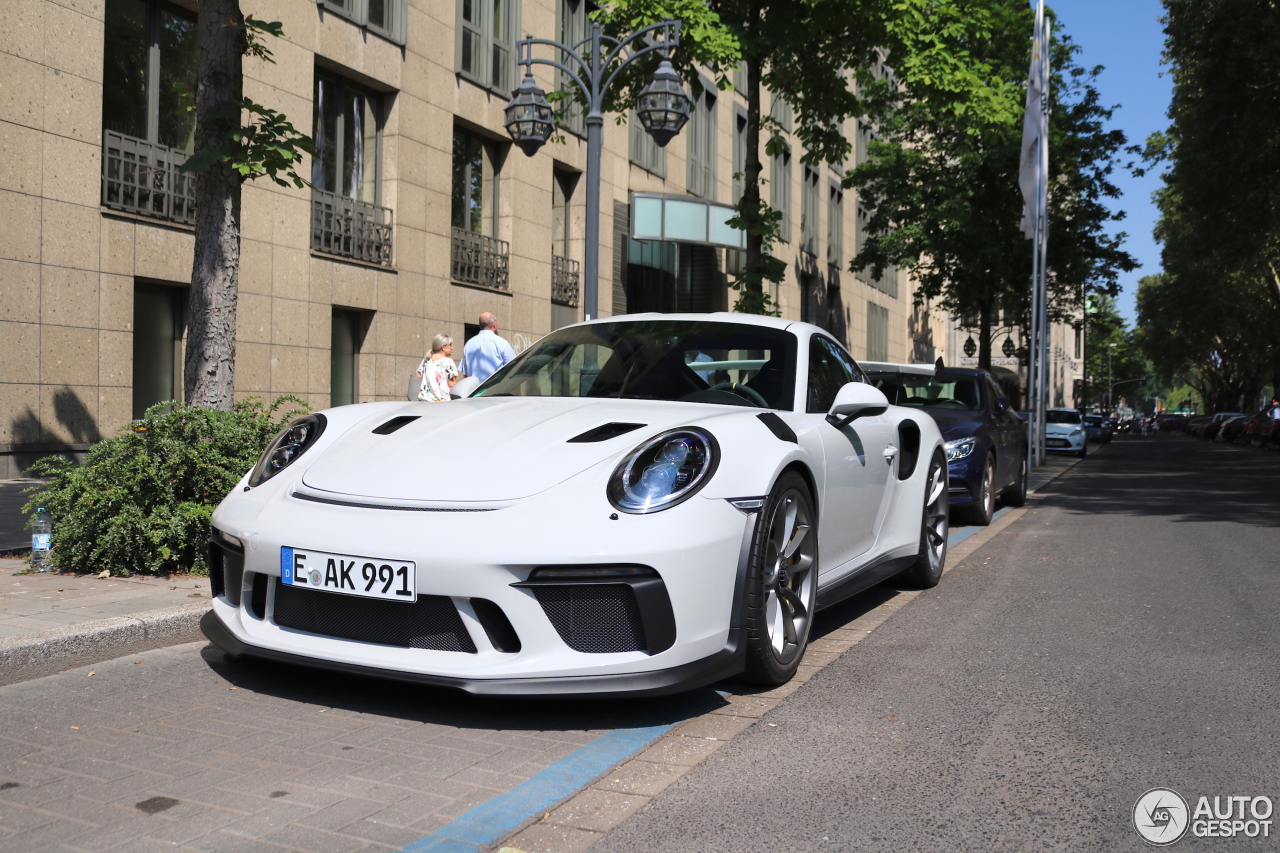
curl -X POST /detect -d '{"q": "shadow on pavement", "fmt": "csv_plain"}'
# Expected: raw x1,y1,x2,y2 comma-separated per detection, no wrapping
1036,435,1280,528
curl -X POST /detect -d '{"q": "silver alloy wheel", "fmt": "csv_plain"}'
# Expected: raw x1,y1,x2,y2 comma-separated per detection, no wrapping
980,459,994,516
761,490,817,659
923,462,949,572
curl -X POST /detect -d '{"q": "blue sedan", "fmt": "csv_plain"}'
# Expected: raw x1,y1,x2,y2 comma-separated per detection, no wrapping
866,363,1028,525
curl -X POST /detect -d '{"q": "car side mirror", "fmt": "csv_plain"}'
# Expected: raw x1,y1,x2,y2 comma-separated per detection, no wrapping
826,383,889,429
995,397,1010,414
450,375,481,400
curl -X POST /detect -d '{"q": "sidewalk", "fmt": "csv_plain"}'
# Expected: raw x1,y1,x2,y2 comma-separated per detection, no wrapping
0,447,1093,688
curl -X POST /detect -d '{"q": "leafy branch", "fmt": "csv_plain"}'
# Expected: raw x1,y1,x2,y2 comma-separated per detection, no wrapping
179,99,315,188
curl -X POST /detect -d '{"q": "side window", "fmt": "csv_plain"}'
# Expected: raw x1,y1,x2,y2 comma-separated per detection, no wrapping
984,375,1004,410
807,337,857,413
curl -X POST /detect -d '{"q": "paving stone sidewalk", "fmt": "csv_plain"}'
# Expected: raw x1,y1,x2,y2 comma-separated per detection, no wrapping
0,558,210,642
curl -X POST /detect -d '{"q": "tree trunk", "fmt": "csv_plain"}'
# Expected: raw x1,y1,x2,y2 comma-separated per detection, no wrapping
741,1,765,305
185,0,243,410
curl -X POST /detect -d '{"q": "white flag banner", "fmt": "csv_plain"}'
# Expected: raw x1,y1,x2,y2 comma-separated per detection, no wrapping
1019,1,1049,239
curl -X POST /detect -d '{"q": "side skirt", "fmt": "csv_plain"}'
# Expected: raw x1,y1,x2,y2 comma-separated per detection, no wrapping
814,553,917,611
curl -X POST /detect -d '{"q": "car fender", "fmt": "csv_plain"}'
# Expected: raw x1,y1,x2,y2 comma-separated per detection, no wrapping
874,408,946,556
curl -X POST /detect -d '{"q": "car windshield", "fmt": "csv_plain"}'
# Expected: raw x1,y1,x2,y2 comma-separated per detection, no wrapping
869,372,982,411
1046,410,1082,424
473,320,797,410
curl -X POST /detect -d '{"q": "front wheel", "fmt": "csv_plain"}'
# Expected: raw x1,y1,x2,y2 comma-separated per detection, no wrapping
901,451,948,588
1076,446,1087,458
958,454,995,526
740,472,819,685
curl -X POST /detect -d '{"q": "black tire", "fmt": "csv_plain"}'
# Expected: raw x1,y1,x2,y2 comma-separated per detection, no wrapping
958,454,995,526
900,451,948,588
1003,451,1028,508
1076,446,1087,457
739,472,819,686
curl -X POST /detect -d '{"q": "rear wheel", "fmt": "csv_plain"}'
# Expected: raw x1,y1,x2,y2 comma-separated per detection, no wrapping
1003,453,1028,508
740,472,818,685
901,451,948,588
958,454,995,526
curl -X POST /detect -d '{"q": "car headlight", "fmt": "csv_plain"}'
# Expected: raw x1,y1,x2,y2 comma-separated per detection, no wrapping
1070,428,1084,437
608,428,719,514
248,414,327,487
945,436,977,462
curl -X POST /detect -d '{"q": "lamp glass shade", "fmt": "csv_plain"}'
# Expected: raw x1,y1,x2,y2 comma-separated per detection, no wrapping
504,74,555,157
636,59,690,148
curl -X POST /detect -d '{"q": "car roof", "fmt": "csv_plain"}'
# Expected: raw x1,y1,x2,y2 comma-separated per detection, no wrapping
574,311,801,333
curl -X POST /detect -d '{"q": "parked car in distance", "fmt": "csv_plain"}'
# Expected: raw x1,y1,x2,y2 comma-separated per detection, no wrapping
1198,412,1247,440
1083,414,1113,443
864,362,1027,526
1156,412,1189,431
1184,415,1211,436
1044,408,1087,457
1216,414,1253,443
1240,410,1279,447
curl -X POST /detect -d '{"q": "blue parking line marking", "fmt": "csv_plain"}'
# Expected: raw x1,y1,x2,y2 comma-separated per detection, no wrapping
398,723,674,853
946,505,1012,547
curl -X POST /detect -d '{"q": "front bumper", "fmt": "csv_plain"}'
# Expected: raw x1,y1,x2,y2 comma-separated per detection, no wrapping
946,454,984,508
204,476,755,695
1045,431,1086,452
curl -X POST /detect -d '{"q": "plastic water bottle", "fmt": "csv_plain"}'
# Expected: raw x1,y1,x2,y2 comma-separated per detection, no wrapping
30,507,52,572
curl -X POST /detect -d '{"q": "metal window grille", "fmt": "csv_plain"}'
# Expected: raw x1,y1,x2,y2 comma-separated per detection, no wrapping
311,187,394,266
451,227,510,290
552,255,580,306
101,131,196,225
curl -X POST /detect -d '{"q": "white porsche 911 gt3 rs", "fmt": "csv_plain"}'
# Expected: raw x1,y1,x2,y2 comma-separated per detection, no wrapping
202,313,949,696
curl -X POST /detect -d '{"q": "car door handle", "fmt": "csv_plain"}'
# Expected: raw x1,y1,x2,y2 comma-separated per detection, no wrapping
883,445,899,463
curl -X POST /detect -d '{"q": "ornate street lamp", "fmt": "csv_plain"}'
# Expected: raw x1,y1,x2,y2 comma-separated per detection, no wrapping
635,59,691,147
503,73,556,157
501,20,687,321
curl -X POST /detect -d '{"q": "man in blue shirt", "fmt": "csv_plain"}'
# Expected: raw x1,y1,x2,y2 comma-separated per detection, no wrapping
459,311,516,383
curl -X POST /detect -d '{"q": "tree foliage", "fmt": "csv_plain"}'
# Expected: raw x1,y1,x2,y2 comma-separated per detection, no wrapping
22,399,308,577
1137,0,1280,409
846,0,1135,369
597,0,1023,313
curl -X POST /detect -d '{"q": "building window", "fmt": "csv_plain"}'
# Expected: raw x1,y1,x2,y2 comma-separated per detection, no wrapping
1075,326,1083,359
456,0,517,94
732,108,747,205
132,282,185,420
630,110,667,177
331,308,365,407
732,63,748,97
556,0,594,136
310,71,393,265
800,166,820,256
451,127,510,290
772,144,792,242
867,301,889,362
856,204,897,298
827,182,844,268
770,94,793,135
552,168,580,315
686,86,718,199
317,0,407,43
100,0,197,224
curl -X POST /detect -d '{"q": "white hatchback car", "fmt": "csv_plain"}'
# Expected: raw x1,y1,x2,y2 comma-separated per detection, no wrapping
1044,407,1088,456
202,314,949,696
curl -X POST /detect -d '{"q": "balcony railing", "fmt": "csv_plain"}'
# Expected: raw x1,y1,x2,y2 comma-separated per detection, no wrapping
551,255,580,307
101,131,196,225
451,227,510,291
311,188,393,266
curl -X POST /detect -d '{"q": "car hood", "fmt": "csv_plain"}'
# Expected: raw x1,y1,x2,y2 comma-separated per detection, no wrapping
301,397,733,502
1045,421,1081,434
918,410,985,441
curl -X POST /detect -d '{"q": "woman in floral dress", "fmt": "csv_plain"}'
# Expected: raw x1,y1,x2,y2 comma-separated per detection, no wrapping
418,334,459,402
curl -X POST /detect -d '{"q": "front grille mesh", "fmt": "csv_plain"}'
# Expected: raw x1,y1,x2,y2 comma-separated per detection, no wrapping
209,544,245,607
532,585,646,654
273,581,476,653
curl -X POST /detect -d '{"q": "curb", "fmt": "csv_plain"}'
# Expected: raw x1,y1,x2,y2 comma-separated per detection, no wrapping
0,601,210,686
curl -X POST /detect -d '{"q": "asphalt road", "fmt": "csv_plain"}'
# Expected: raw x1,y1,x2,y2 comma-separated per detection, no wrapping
593,435,1280,852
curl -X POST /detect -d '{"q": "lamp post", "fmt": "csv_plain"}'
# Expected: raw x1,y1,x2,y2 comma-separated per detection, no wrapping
502,21,691,322
1107,343,1116,413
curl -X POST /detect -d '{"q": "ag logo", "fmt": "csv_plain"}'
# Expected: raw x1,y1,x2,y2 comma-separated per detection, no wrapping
1134,788,1190,845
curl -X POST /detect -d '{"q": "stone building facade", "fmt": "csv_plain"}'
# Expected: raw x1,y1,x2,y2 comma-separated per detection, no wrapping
0,0,921,477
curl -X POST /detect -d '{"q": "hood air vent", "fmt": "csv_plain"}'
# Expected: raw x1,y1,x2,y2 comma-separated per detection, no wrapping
373,415,420,435
567,423,646,443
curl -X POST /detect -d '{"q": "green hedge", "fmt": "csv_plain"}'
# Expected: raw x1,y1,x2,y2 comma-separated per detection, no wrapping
23,397,309,576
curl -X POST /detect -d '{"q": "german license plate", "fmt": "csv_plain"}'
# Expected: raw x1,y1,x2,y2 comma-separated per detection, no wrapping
1046,438,1068,447
280,547,415,602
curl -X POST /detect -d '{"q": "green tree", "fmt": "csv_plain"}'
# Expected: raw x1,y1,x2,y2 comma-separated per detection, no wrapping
597,0,1021,313
1137,0,1280,404
1082,293,1147,411
846,0,1135,369
181,7,313,410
